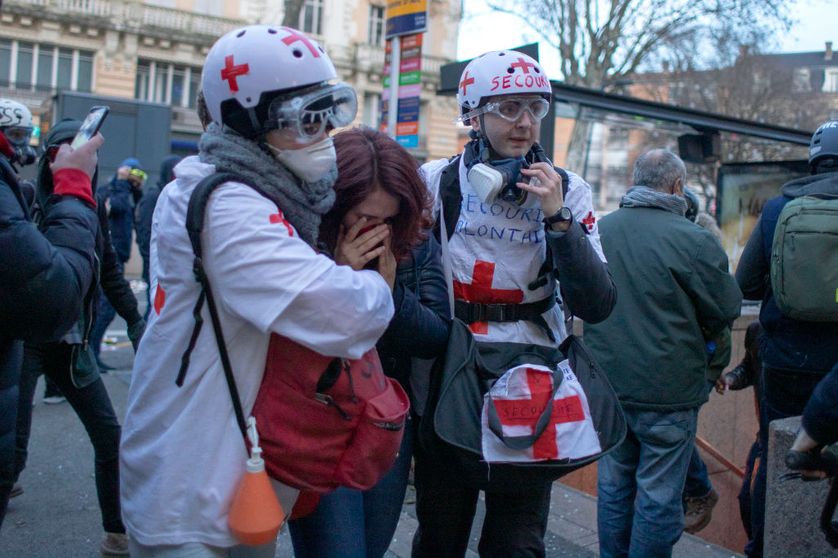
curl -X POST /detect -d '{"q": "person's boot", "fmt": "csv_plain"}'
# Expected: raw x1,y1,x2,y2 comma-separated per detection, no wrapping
100,532,129,556
683,487,719,533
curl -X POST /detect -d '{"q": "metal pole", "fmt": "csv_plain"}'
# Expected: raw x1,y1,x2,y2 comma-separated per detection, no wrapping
387,36,400,139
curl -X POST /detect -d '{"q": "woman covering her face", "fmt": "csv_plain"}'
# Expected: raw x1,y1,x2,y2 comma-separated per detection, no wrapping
289,127,452,558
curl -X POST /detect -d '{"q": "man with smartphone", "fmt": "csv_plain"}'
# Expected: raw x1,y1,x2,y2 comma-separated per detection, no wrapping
0,98,103,531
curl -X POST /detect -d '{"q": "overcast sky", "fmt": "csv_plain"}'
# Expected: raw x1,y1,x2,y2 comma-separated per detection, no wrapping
456,0,835,77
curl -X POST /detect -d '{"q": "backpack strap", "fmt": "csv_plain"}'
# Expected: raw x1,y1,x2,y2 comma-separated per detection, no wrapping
434,155,462,243
177,172,268,445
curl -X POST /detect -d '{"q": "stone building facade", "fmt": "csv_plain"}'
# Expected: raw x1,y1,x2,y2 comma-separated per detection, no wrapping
1,0,461,161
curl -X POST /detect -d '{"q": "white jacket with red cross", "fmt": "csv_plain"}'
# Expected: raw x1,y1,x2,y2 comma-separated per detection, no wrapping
421,155,608,347
120,155,394,548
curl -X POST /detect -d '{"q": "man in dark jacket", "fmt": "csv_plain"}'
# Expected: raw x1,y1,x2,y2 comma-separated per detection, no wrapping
0,99,102,530
135,155,180,318
735,119,838,557
585,149,742,558
90,157,146,368
11,119,144,555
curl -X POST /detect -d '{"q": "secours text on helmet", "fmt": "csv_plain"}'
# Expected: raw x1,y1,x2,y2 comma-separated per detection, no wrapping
456,50,552,116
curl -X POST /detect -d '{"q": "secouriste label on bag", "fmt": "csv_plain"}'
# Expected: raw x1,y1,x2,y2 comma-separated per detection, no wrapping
481,363,602,463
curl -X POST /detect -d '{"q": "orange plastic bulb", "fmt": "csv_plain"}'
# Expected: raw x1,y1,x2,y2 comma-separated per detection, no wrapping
228,466,285,546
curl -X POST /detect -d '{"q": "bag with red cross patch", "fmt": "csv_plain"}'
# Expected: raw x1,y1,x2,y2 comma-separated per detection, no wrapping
419,318,626,490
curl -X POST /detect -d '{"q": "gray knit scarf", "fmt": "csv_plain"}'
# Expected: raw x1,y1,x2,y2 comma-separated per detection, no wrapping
199,123,337,247
620,186,687,216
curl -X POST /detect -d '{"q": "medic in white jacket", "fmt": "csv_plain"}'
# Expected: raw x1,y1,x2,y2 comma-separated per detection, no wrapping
120,26,394,550
120,156,393,547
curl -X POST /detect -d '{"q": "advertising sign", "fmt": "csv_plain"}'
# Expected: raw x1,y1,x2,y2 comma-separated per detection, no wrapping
385,0,427,39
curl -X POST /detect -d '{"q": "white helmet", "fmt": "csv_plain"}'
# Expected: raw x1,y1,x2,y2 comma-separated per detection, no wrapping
0,99,35,165
456,50,552,113
202,25,340,137
0,99,33,134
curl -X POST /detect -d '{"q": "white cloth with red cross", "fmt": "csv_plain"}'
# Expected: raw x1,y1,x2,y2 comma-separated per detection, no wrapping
481,362,601,462
120,156,394,548
421,156,605,347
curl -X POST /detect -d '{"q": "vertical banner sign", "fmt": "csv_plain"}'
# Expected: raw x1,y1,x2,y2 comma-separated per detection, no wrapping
383,0,427,146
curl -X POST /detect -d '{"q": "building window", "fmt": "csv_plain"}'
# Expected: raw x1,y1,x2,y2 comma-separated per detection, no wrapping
16,42,34,90
299,0,324,36
0,40,93,92
136,59,201,108
793,68,811,93
0,40,11,87
824,69,838,93
368,5,385,46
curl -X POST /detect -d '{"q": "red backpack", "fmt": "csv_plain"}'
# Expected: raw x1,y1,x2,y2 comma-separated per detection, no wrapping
179,172,410,498
254,334,409,492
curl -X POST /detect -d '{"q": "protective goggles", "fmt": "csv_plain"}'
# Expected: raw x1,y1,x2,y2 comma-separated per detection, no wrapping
129,168,148,182
267,83,357,143
3,126,33,146
462,97,550,123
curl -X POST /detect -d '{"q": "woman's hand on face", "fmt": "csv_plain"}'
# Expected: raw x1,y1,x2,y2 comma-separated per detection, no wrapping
335,216,390,271
378,234,397,291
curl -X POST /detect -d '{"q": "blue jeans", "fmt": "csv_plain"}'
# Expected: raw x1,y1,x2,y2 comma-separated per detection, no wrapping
683,382,714,499
288,417,414,558
683,445,712,498
598,407,698,558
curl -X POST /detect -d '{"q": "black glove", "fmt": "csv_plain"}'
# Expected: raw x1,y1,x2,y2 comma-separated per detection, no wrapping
127,318,146,352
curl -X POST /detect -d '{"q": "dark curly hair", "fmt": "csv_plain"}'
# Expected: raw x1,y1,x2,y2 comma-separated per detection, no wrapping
319,127,431,261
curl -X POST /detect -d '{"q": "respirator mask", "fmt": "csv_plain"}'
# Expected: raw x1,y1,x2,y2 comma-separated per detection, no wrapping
467,153,530,205
465,136,553,206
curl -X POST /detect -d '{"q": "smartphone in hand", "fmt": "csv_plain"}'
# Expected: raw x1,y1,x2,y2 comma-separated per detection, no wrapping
71,105,109,149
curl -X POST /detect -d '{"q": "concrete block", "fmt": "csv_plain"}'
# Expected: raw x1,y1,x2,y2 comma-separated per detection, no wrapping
764,416,838,557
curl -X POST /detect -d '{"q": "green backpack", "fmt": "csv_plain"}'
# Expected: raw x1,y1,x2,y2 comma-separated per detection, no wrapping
770,194,838,321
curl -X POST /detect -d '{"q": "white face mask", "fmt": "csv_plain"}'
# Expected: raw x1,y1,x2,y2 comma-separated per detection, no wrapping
266,136,337,183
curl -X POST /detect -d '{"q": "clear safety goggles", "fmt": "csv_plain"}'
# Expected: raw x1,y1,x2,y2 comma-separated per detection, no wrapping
461,97,550,123
3,126,33,146
267,83,357,143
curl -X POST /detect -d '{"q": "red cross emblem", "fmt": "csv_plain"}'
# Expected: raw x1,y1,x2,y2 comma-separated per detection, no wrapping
581,211,596,231
153,284,166,315
492,368,585,459
459,71,475,96
510,57,536,74
453,260,523,334
220,55,249,93
269,211,294,237
281,28,320,57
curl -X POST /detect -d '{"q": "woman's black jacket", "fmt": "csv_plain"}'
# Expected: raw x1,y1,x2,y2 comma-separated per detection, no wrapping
376,233,451,397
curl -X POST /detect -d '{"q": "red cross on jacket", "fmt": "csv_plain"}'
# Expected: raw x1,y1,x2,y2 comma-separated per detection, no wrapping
453,260,523,334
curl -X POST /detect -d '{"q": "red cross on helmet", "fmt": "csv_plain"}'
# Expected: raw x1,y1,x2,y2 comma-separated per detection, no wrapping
202,25,339,137
456,51,552,115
